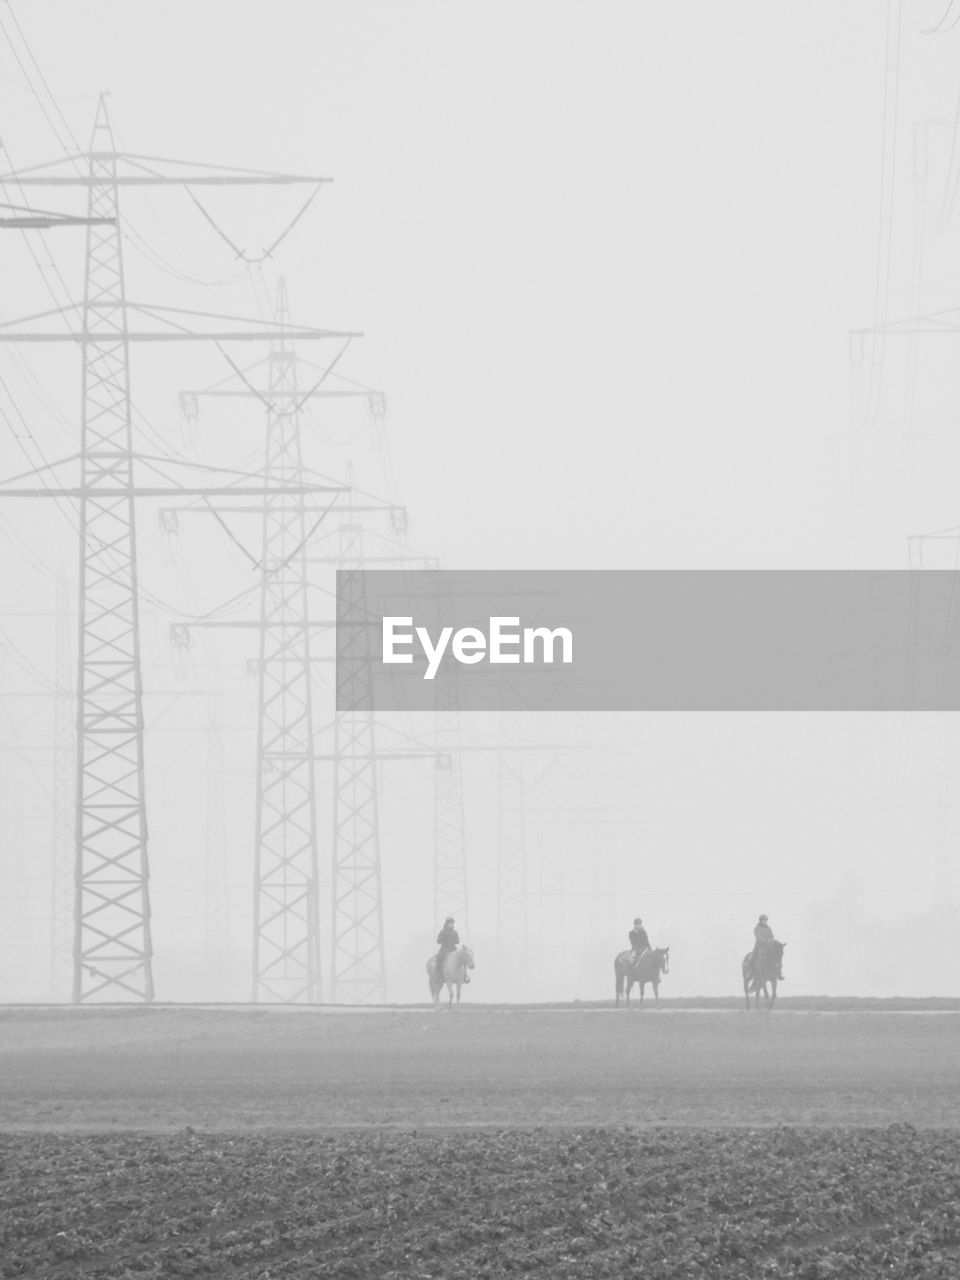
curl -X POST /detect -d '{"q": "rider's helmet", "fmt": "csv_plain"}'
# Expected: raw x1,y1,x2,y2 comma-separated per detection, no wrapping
444,916,454,925
633,917,642,926
759,914,768,923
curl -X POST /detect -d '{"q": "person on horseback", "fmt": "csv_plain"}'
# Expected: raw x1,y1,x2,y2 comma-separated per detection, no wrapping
629,917,650,963
750,914,774,966
435,916,469,984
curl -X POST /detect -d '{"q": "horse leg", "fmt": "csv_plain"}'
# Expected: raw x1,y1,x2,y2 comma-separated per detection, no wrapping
653,980,659,1001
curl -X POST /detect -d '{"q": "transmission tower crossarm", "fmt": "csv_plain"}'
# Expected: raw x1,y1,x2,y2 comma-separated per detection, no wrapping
308,553,435,565
0,302,360,344
158,501,397,517
182,388,373,399
0,330,360,344
0,200,115,228
851,307,960,337
0,215,115,228
0,485,346,498
314,749,445,762
184,619,339,629
0,157,332,187
316,742,595,758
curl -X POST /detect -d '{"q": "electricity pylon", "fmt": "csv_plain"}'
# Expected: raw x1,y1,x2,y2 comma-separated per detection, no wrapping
71,102,152,1001
158,292,390,1003
252,281,320,1002
331,502,386,1003
0,97,354,1001
497,712,527,978
204,662,230,971
906,526,960,912
433,577,468,935
2,115,121,999
50,581,74,998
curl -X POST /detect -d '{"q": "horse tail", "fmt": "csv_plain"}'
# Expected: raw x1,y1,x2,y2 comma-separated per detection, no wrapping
615,958,624,999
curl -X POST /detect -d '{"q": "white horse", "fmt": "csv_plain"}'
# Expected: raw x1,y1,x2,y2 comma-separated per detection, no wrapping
426,944,475,1009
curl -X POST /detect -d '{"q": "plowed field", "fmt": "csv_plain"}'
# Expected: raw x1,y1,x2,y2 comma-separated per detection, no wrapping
3,1007,960,1277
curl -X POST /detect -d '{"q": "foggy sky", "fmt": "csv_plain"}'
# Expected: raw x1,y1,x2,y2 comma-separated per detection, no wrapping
1,2,959,1002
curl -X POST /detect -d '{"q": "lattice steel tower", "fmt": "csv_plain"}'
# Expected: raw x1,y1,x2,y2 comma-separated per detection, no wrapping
50,581,75,998
204,662,230,971
332,507,385,1003
0,98,344,1001
72,101,153,1001
433,580,468,934
162,292,384,1002
252,282,320,1002
497,712,527,976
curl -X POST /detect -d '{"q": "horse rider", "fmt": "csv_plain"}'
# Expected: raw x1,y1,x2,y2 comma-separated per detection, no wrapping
629,917,651,963
435,916,469,984
750,914,774,966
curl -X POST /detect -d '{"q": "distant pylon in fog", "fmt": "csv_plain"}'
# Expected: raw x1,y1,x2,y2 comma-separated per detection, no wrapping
163,293,393,1005
497,711,527,976
433,574,468,936
204,659,230,968
51,581,75,999
331,489,386,1003
252,282,321,1003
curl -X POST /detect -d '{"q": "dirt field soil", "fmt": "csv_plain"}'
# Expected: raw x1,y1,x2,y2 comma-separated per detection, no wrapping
1,1006,959,1130
4,1127,960,1278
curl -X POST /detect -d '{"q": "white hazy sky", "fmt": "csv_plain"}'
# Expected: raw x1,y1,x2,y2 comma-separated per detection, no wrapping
2,2,960,1002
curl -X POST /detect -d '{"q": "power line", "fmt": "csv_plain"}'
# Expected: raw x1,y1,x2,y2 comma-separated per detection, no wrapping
913,1,960,34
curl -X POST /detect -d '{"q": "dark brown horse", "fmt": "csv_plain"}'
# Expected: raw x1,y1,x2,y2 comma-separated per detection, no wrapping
615,947,669,1006
742,940,785,1010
